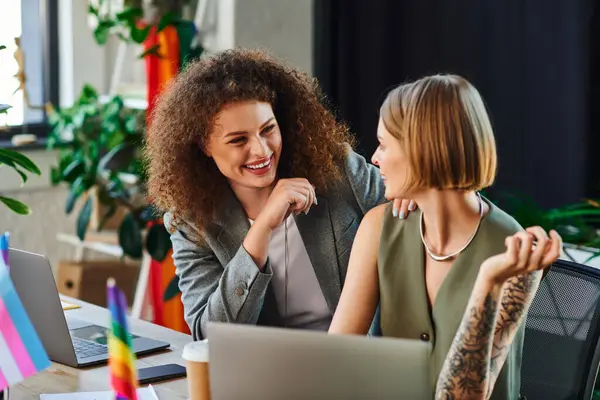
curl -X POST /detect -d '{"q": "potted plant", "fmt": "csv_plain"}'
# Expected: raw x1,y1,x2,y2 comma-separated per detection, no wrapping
88,0,198,55
0,40,41,215
47,84,171,262
85,1,203,306
0,104,41,215
488,191,600,265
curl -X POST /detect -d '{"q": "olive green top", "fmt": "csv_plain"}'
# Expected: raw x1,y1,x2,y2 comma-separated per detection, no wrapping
378,198,525,399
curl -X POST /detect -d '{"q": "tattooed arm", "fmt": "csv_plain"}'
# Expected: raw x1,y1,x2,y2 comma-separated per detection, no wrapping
486,271,541,393
435,274,503,400
435,227,560,400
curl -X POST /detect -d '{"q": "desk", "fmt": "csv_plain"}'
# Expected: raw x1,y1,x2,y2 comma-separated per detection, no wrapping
11,296,191,399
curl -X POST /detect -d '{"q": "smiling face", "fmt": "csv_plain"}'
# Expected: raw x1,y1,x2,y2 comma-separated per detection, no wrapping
371,118,413,200
204,101,282,191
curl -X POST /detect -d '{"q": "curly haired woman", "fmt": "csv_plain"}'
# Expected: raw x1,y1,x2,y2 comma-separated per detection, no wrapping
145,49,411,339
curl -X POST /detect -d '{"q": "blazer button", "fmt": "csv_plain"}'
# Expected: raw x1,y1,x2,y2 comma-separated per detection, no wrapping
420,333,430,342
235,287,245,297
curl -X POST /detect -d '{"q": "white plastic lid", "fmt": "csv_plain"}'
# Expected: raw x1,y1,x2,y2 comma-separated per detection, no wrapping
182,339,209,362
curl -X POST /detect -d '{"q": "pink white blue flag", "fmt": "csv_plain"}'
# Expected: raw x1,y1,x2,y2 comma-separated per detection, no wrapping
0,232,50,391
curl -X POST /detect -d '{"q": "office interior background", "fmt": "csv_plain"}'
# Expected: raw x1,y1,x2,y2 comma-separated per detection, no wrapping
1,0,600,328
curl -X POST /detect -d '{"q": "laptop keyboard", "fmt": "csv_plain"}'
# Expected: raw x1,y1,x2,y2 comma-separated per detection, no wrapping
72,337,107,358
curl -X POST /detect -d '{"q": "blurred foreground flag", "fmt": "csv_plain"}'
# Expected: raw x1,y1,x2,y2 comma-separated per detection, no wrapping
0,232,50,391
107,278,138,400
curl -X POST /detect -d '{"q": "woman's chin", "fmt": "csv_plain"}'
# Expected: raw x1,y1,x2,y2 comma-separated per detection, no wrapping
384,188,396,201
229,171,276,191
246,171,277,188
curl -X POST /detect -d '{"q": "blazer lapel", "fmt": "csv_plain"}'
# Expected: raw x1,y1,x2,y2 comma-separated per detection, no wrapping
294,197,341,313
214,188,251,263
213,187,283,326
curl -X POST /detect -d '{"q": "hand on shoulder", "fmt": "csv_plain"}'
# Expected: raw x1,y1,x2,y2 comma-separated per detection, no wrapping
391,198,417,220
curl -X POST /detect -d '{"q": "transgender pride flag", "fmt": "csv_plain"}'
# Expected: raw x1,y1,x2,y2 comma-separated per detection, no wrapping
0,232,50,391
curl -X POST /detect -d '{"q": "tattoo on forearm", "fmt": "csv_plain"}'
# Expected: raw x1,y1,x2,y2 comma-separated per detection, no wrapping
436,293,499,399
495,274,534,339
488,273,537,379
436,272,540,399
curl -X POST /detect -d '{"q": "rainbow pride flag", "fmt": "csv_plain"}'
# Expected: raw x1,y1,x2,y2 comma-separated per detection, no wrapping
0,233,50,391
107,278,138,400
142,20,196,334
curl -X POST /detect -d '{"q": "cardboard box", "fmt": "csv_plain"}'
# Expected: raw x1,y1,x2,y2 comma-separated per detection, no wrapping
56,260,140,307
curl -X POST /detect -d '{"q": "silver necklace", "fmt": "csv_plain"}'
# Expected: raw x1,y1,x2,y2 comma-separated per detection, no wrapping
419,192,484,262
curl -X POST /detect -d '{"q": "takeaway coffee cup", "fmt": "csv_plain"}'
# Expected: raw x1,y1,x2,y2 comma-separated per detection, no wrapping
182,340,210,400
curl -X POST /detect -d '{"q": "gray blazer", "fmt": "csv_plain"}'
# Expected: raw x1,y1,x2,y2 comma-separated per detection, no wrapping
164,149,386,339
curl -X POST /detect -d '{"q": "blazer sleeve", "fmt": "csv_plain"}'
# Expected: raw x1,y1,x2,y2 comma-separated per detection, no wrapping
342,147,388,214
164,213,273,340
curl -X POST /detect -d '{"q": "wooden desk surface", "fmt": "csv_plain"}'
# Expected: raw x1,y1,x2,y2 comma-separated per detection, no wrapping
11,296,192,399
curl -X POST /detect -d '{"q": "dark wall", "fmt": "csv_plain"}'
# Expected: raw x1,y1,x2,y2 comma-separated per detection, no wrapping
314,0,599,208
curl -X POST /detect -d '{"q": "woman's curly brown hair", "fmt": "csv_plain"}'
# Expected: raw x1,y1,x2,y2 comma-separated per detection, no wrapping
145,48,355,233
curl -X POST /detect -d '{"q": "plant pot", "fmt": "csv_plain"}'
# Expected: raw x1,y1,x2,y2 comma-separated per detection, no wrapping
87,186,127,231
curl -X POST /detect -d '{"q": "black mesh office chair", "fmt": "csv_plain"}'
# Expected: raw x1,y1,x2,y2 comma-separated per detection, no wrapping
521,259,600,400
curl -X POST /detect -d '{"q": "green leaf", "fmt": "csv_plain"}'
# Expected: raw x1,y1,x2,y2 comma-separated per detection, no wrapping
0,148,41,175
46,109,62,126
0,155,27,184
12,167,28,185
0,104,11,113
80,84,99,101
65,176,86,214
0,154,16,168
157,12,178,33
104,96,124,116
50,166,62,185
98,143,126,173
163,275,180,302
88,4,99,16
130,25,150,44
61,159,85,181
124,114,138,134
94,23,111,45
46,136,57,150
146,224,172,262
584,251,600,264
116,7,143,22
77,195,93,241
118,213,143,258
0,45,6,51
547,209,600,219
138,44,161,59
0,196,31,215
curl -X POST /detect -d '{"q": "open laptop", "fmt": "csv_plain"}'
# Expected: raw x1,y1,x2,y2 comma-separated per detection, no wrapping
207,322,432,399
8,248,170,367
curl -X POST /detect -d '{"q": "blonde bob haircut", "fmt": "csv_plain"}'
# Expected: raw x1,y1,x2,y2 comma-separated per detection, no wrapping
380,74,497,192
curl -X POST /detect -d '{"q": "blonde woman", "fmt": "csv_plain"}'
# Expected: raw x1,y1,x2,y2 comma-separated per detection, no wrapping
329,75,562,399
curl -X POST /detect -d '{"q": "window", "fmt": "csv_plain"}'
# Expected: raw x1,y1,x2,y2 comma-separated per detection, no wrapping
0,0,58,145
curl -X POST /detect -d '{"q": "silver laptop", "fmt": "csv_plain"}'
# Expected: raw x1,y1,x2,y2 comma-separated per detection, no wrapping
8,248,170,367
207,322,432,399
